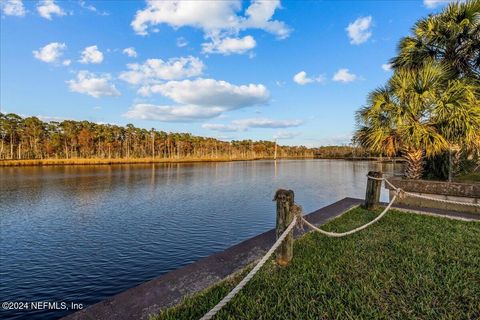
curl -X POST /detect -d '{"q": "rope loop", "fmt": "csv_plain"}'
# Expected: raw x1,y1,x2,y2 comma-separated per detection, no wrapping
394,187,405,199
292,203,304,230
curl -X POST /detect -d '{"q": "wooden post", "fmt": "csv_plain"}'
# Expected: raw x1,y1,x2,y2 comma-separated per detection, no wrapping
364,171,383,210
273,189,294,266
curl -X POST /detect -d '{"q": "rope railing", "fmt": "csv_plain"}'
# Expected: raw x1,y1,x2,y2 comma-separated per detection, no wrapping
369,175,480,208
201,186,400,319
200,216,298,320
201,174,478,319
299,194,398,237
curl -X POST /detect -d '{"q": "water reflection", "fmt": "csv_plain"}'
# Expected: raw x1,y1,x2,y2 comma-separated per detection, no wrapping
0,160,402,320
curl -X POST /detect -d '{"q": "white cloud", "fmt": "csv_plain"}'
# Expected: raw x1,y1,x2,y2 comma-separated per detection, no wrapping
37,0,65,20
2,0,25,16
293,71,325,85
79,0,108,15
62,59,71,66
119,56,204,85
332,68,357,83
131,0,290,40
140,78,269,109
122,47,138,58
423,0,458,8
241,0,290,39
131,1,238,36
273,131,301,139
203,118,303,132
346,16,372,45
124,104,224,122
67,71,120,98
79,45,104,64
202,35,256,55
202,123,242,132
33,42,69,65
304,134,352,147
176,37,188,48
233,118,302,128
79,0,96,11
381,63,392,71
124,79,270,122
37,115,73,122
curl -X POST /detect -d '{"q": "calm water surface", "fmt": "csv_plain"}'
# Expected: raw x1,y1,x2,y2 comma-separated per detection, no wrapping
0,159,402,319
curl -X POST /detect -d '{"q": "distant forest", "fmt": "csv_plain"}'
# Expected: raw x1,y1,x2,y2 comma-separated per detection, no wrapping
0,113,372,161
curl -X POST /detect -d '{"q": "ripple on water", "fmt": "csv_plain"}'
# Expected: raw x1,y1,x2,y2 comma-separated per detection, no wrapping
0,160,402,320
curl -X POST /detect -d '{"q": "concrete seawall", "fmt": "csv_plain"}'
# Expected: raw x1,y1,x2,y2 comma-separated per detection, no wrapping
62,198,363,320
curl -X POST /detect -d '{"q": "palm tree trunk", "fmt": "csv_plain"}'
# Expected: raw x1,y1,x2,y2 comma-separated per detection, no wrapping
404,149,424,179
448,147,453,182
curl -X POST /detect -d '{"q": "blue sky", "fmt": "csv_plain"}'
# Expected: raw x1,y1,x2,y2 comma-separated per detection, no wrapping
0,0,452,146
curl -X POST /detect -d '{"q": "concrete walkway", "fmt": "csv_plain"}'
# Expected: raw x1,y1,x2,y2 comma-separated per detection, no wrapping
390,202,480,221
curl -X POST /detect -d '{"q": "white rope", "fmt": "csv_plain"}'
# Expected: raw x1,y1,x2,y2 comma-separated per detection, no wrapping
396,190,480,207
368,175,480,208
200,174,478,319
200,216,298,320
301,194,397,237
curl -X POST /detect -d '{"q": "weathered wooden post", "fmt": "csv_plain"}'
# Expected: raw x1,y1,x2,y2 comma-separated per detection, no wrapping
273,189,294,266
364,171,383,210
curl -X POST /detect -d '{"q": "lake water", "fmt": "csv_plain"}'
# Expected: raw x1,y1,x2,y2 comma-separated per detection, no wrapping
0,159,402,320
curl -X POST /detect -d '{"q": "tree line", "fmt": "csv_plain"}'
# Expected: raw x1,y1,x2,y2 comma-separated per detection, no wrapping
0,113,315,161
313,146,371,159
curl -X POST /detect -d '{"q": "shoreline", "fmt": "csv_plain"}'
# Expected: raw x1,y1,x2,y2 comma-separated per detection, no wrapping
0,156,315,167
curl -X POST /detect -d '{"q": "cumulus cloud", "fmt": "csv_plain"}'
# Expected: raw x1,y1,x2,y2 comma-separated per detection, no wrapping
381,63,392,71
67,71,120,98
202,35,256,55
119,56,204,85
423,0,457,8
33,42,69,65
131,0,290,53
79,45,104,64
293,71,325,85
241,0,290,39
332,68,357,83
122,47,138,58
124,104,224,122
139,79,269,109
37,0,65,20
346,16,372,45
131,1,238,35
131,0,289,37
124,79,270,122
203,118,303,132
2,0,25,16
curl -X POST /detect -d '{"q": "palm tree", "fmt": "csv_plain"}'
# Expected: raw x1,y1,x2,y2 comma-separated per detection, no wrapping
391,0,480,80
355,62,479,179
390,0,480,180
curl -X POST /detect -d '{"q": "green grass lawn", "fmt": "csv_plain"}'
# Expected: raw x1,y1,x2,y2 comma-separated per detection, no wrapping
153,208,480,320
